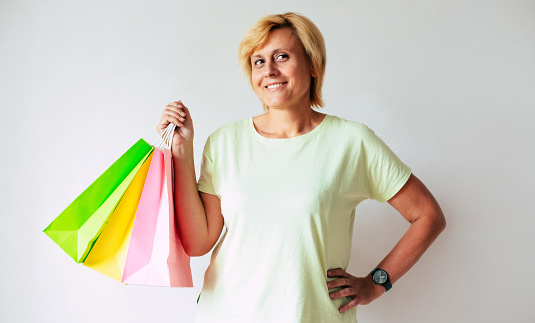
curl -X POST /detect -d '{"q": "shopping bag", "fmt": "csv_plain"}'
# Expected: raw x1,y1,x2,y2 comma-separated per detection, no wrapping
121,148,193,287
165,148,193,287
44,139,153,263
82,150,154,281
45,123,193,287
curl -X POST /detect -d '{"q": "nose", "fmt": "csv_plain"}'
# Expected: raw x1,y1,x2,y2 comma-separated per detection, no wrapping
264,61,279,78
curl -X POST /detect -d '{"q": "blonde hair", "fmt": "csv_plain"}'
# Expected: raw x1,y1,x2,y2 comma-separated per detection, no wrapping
238,12,326,111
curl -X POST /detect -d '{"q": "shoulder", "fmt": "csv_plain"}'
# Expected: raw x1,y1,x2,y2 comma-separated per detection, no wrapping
325,115,395,157
326,114,377,140
208,118,249,140
203,118,250,152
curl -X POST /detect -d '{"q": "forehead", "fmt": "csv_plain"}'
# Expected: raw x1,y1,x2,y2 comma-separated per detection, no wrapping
252,28,302,56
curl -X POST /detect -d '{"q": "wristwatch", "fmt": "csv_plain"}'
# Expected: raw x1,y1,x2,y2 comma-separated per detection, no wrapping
370,268,392,292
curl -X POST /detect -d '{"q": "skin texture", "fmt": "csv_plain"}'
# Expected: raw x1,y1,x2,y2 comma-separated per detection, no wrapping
157,27,446,314
250,28,316,113
249,28,324,140
157,100,224,257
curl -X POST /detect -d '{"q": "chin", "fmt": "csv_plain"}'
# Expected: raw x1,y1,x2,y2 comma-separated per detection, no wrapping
262,97,289,109
265,103,285,110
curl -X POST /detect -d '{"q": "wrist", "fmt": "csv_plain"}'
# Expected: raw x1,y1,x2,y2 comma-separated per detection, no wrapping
172,143,194,158
366,274,386,297
370,268,392,292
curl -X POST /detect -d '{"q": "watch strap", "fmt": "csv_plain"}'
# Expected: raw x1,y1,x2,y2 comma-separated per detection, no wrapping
383,280,392,292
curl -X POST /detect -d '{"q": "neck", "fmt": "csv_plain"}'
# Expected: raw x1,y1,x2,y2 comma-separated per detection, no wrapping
257,104,324,139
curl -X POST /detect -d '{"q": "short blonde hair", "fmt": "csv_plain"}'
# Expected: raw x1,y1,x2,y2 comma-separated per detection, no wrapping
238,12,326,111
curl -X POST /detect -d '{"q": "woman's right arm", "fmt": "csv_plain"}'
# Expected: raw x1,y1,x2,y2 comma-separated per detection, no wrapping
158,101,224,257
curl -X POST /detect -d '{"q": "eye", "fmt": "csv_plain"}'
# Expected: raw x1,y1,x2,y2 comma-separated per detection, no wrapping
253,59,264,67
275,53,289,61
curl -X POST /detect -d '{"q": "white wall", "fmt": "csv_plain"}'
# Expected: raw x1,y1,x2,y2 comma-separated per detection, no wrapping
1,0,534,322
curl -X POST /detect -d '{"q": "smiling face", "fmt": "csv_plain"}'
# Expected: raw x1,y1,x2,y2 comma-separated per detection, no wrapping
250,28,316,110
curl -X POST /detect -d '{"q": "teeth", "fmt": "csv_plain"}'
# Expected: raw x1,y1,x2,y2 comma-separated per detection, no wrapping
267,83,284,89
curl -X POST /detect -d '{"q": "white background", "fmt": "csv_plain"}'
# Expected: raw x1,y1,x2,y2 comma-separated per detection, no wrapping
1,0,534,322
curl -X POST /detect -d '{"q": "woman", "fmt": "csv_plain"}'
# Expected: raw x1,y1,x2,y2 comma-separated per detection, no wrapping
158,12,445,323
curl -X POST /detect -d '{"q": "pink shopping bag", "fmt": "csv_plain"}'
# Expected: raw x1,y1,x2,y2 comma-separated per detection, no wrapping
122,148,193,287
164,148,193,287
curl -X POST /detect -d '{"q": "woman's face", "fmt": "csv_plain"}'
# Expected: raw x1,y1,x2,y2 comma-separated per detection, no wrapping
250,28,316,110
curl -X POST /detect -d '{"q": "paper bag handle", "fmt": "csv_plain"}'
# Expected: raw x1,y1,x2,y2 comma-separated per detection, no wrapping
154,123,176,152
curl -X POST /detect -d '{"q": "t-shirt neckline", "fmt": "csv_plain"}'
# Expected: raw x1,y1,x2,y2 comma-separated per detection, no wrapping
248,114,332,144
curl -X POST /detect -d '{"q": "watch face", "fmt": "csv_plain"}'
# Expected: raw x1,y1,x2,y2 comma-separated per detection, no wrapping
373,270,388,284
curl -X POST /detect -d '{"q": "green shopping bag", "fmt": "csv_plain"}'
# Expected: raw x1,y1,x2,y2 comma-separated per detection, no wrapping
44,139,154,263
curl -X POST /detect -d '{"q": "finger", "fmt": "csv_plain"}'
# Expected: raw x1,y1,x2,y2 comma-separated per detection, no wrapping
327,268,348,278
166,101,187,117
161,115,183,129
165,105,187,117
165,102,179,111
339,298,359,313
329,287,355,300
162,103,188,119
168,116,184,128
176,100,187,111
162,109,186,123
327,277,350,290
167,100,184,107
180,106,190,117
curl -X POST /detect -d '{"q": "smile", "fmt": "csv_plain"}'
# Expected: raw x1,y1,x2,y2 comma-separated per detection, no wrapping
265,82,287,89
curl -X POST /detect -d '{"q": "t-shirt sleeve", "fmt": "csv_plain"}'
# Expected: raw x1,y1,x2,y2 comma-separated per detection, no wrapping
361,126,412,202
197,135,217,195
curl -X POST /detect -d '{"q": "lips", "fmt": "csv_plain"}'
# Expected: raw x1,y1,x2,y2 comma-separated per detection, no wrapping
265,82,288,89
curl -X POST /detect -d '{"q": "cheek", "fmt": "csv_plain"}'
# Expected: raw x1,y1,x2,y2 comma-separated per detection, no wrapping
251,72,263,87
296,69,312,89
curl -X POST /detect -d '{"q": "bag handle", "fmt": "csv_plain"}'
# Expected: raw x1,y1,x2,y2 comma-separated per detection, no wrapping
154,123,176,152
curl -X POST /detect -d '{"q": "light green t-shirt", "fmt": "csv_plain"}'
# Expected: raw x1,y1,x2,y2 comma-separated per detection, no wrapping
195,114,411,323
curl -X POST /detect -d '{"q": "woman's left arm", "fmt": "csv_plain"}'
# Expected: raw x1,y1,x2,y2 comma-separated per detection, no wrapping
327,173,446,313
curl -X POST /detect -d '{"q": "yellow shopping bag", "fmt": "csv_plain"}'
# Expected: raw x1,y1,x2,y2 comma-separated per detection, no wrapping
83,151,154,282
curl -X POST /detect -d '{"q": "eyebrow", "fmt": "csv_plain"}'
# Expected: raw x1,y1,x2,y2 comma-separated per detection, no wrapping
251,48,291,59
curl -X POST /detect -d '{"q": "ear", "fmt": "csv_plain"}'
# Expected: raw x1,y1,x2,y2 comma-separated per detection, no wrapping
310,65,317,78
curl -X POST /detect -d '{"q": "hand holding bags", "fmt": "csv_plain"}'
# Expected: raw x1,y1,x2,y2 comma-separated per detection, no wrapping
44,124,193,287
